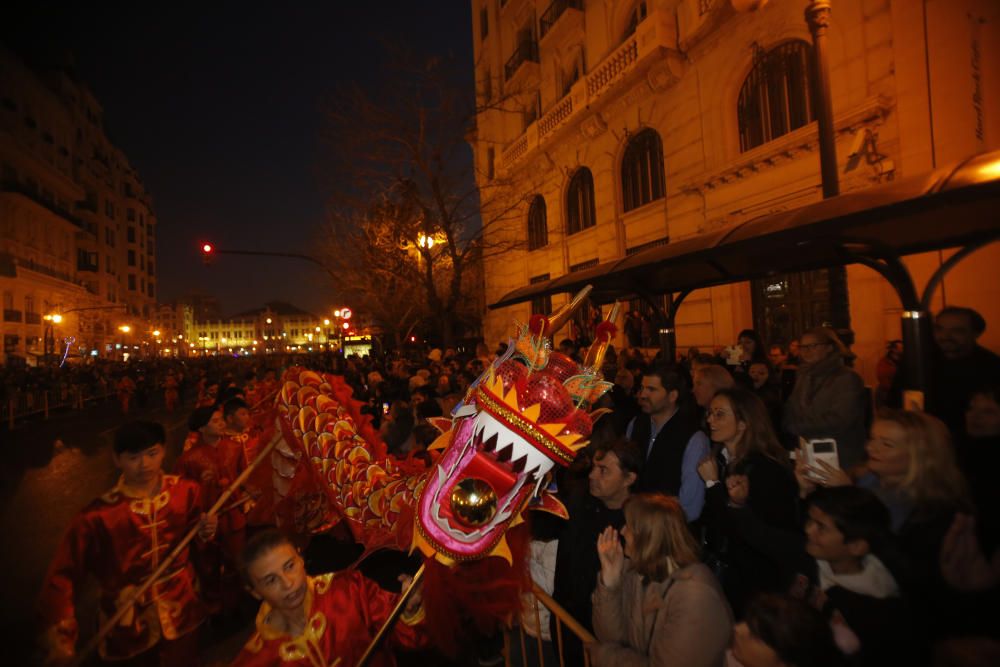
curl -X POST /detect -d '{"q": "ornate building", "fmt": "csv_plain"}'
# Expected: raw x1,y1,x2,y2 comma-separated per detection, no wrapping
155,299,344,356
0,47,158,364
471,0,1000,381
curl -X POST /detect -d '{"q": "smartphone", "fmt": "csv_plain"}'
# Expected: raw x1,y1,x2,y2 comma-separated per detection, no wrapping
382,401,390,415
803,438,839,481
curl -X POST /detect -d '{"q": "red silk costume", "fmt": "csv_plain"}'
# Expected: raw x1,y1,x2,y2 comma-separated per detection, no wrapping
176,435,248,534
231,571,427,667
176,435,249,609
37,474,208,661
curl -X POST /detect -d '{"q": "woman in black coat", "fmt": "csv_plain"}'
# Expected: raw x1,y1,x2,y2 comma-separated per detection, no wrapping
698,387,799,616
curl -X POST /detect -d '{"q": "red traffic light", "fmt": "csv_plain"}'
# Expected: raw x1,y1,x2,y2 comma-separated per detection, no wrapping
342,322,350,330
201,243,214,254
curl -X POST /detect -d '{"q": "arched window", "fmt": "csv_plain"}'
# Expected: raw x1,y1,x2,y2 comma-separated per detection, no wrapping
566,168,596,235
527,195,548,250
621,128,665,212
737,40,815,152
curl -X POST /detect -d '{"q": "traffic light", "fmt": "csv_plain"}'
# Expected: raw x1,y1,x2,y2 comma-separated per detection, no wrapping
201,243,215,265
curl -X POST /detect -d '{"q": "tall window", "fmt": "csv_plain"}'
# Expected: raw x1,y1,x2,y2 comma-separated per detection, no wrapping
527,195,548,250
738,41,815,152
621,128,665,212
623,1,648,40
566,168,596,234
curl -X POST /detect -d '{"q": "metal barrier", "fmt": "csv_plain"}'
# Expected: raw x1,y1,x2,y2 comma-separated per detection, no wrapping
2,385,116,429
506,581,595,667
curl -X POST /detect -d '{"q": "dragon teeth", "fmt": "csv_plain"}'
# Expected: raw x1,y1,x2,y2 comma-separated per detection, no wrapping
496,442,514,462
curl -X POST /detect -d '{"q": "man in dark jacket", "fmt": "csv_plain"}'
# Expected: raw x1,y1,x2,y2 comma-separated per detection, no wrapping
924,307,1000,438
626,364,709,521
550,439,641,667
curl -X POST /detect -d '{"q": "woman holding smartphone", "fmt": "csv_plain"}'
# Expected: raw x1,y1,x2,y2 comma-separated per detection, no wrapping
589,494,732,667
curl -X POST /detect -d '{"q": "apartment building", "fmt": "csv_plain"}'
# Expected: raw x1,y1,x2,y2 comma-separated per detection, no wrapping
0,47,157,364
470,0,1000,381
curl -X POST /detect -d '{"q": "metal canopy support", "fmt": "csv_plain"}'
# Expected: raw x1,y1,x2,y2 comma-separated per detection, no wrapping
920,237,999,311
836,241,929,396
637,288,692,362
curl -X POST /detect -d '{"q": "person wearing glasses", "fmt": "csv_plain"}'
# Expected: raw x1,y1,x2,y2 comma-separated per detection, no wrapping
698,388,799,617
782,327,867,470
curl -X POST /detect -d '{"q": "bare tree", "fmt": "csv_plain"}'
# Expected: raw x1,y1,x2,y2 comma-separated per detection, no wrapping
318,51,527,348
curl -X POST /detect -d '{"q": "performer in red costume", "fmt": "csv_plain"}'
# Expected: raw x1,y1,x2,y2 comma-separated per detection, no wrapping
163,371,180,413
231,529,427,667
37,421,217,666
177,405,248,611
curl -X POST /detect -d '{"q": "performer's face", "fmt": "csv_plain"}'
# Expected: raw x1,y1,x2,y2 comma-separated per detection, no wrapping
201,409,226,438
247,543,308,613
114,444,165,487
226,407,250,432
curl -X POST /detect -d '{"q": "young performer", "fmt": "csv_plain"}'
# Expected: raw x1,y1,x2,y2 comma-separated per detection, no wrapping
37,421,217,665
177,406,249,611
164,370,180,413
232,529,427,667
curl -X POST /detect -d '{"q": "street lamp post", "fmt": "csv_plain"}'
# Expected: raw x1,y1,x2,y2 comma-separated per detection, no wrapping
42,313,63,365
805,0,839,199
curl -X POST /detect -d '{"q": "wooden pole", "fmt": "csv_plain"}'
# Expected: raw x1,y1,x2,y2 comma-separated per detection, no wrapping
72,428,282,665
356,564,425,667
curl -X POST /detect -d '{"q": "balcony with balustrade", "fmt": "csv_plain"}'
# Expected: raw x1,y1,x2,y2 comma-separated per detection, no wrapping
504,38,539,88
498,9,680,176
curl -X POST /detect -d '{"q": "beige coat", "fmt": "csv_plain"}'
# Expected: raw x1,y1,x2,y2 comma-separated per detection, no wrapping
590,562,732,667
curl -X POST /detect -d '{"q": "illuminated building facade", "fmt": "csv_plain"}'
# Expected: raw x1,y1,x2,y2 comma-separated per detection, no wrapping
471,0,1000,381
0,47,158,364
155,300,348,356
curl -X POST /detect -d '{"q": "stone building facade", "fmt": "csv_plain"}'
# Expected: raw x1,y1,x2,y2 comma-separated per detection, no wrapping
470,0,1000,382
0,47,158,364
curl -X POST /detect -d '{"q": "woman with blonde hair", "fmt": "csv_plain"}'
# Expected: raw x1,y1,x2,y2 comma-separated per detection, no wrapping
798,408,972,639
590,494,732,666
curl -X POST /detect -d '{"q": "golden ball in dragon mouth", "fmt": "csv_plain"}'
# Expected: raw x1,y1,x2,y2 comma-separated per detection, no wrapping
450,478,497,527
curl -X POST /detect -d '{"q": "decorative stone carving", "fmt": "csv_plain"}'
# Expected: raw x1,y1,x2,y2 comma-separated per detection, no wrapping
647,60,679,92
580,113,608,139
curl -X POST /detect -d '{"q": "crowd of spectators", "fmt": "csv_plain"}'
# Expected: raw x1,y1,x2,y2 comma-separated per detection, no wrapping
513,306,999,667
20,304,1000,666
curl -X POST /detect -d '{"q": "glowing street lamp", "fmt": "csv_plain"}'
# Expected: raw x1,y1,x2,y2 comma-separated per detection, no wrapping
119,325,131,334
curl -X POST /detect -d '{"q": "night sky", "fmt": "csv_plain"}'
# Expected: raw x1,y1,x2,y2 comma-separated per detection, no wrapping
5,1,474,318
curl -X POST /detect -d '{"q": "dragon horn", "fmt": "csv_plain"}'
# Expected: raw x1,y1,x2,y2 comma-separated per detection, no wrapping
583,301,621,368
544,285,593,338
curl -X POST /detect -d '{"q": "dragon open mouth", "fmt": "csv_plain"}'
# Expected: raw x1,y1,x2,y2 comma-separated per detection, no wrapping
417,409,556,559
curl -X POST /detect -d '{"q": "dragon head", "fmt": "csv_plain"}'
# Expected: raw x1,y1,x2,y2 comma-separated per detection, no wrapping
415,288,619,563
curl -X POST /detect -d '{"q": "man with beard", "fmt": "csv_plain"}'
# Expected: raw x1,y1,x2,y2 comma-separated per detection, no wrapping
924,307,1000,437
626,365,709,521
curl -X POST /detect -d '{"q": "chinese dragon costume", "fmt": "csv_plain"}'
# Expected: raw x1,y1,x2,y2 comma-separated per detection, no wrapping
253,287,618,650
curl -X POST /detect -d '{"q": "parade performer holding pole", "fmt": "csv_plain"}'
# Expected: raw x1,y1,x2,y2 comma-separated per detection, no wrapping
177,405,250,612
37,421,217,666
231,529,427,667
39,416,283,666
